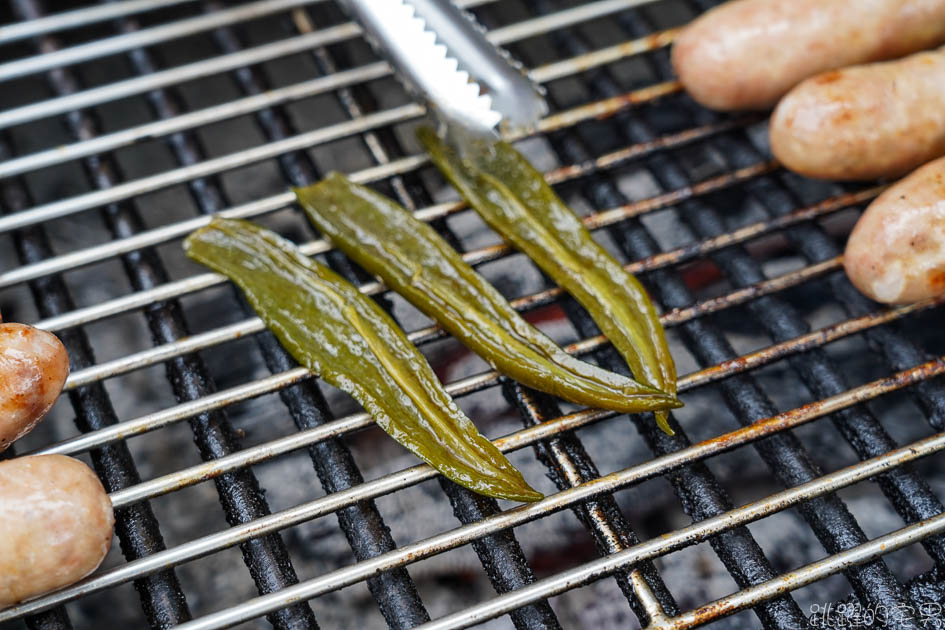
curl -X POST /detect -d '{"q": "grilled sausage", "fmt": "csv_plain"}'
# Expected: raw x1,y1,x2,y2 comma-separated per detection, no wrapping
671,0,945,111
844,156,945,304
0,323,69,451
0,455,114,607
771,49,945,181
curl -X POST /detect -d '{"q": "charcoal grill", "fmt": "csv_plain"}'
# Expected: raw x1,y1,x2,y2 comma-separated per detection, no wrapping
1,0,944,628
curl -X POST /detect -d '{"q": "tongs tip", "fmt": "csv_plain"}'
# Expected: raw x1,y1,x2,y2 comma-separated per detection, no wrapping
339,0,546,140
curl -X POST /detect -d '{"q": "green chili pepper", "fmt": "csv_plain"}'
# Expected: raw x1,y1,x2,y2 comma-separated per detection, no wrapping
184,217,541,502
294,173,680,416
418,128,679,435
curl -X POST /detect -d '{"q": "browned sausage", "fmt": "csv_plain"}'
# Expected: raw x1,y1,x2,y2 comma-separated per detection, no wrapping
0,455,114,607
0,323,69,451
844,156,945,303
672,0,945,111
770,49,945,180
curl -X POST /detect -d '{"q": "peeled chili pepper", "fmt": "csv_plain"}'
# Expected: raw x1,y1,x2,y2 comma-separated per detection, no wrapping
418,128,679,435
184,217,541,502
294,173,680,416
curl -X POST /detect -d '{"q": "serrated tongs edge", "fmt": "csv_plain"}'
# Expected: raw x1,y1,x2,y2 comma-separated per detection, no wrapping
337,0,547,139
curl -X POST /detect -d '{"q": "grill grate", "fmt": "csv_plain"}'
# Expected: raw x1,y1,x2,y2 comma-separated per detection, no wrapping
523,3,945,623
0,1,943,629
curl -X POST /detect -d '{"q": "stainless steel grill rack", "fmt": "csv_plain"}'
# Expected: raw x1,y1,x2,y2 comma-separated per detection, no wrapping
1,1,943,629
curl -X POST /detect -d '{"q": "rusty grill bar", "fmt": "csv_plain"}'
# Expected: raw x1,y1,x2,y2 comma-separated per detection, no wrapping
0,1,943,629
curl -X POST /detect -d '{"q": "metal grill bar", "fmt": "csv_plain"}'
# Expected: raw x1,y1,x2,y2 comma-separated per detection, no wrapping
663,0,945,570
645,21,939,621
1,115,739,300
463,13,685,614
22,607,72,630
9,261,900,458
126,362,945,630
0,22,355,131
415,430,945,630
720,123,945,409
228,4,559,624
529,27,679,83
0,0,335,81
53,162,775,391
116,4,432,627
32,277,941,474
95,300,945,512
6,354,943,623
509,15,803,630
526,3,811,623
0,0,650,132
675,2,945,421
437,481,562,630
0,98,415,182
0,84,682,236
675,521,945,629
526,2,943,624
620,13,935,627
0,0,676,82
505,382,679,625
679,134,945,570
0,138,193,629
11,2,320,628
14,157,845,333
771,179,945,434
0,0,196,44
0,28,681,181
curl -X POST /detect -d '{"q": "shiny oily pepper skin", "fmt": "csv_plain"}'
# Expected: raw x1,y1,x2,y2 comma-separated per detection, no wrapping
295,173,680,417
419,128,679,434
184,218,541,502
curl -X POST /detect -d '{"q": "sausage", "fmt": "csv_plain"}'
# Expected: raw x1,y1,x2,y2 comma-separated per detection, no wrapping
671,0,945,111
770,49,945,180
0,323,69,451
0,455,114,607
844,156,945,304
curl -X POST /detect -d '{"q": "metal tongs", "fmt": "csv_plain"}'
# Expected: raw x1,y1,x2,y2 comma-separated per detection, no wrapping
336,0,547,142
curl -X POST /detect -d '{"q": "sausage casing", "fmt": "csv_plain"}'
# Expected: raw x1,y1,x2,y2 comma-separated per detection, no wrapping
672,0,945,111
0,323,69,451
771,49,945,180
0,455,114,607
844,156,945,304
